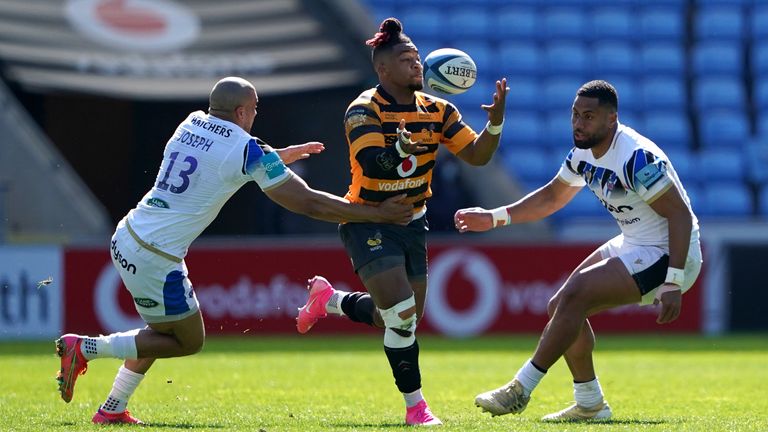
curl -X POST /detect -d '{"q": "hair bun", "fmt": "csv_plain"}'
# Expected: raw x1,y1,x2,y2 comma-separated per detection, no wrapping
380,18,402,35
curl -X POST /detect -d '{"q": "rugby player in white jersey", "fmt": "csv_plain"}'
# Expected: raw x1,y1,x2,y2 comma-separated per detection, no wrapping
454,80,702,422
54,76,412,424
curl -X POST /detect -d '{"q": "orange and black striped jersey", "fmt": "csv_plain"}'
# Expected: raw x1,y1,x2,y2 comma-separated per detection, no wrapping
343,85,478,215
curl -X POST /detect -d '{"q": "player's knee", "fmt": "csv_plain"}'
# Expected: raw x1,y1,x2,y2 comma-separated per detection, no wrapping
558,277,589,309
379,296,417,348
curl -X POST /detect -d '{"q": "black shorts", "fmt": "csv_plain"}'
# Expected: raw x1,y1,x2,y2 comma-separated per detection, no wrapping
339,216,428,279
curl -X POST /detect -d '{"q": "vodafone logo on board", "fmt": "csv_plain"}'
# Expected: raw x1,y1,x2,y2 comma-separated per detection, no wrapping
65,0,200,52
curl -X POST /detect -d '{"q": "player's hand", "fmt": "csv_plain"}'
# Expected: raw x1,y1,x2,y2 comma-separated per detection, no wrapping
378,193,412,225
396,120,428,154
276,142,325,164
454,207,494,233
653,284,682,324
481,78,509,126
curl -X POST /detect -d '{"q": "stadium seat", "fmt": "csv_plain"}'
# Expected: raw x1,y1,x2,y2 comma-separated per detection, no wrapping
754,80,768,112
366,4,395,24
601,76,640,111
556,188,606,220
698,183,753,217
643,111,692,149
542,109,575,149
752,6,768,41
503,76,541,111
694,7,746,41
759,185,768,216
590,8,636,41
499,43,542,75
664,148,693,185
593,43,637,76
618,111,642,132
641,76,686,110
758,110,768,137
543,8,586,40
752,44,768,77
542,76,584,111
500,111,544,147
447,8,491,39
693,77,747,112
691,42,743,77
697,110,750,148
745,142,768,185
501,147,554,183
545,41,588,76
458,110,487,133
640,42,685,77
450,79,494,111
695,149,745,183
495,7,540,41
639,7,685,41
399,8,444,40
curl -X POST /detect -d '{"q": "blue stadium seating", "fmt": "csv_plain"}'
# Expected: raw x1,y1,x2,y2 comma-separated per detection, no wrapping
593,43,637,76
399,8,443,40
449,40,493,76
447,8,491,39
556,189,607,219
758,110,768,137
643,111,692,149
639,7,685,40
752,6,768,41
698,183,753,217
641,76,686,110
590,8,636,40
543,76,584,111
500,111,544,147
694,7,746,41
760,186,768,216
501,147,554,183
498,43,541,75
543,8,586,40
601,76,640,111
618,110,642,132
691,42,744,76
495,7,540,41
754,80,768,111
503,76,541,111
542,109,575,149
698,110,750,148
745,142,768,185
664,148,693,184
693,77,746,111
640,43,686,77
545,42,588,76
751,44,768,76
696,149,745,183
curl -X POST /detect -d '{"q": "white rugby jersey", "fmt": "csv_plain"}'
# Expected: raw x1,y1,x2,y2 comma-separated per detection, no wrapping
557,122,699,247
125,110,293,258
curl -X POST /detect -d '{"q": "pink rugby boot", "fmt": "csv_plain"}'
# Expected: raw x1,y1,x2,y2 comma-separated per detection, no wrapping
92,409,144,424
406,400,443,426
55,334,89,403
296,276,335,334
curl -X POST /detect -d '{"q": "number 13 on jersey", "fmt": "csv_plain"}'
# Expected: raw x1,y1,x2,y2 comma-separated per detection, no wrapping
156,151,198,194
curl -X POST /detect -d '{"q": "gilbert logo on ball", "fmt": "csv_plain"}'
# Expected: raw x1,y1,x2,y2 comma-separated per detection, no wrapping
422,48,477,95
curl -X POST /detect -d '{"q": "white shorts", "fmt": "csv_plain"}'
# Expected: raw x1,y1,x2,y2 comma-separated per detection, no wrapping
597,235,703,305
110,221,200,323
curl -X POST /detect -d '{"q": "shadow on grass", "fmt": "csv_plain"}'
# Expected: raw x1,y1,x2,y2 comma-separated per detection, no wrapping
52,421,225,429
331,422,408,429
566,419,667,425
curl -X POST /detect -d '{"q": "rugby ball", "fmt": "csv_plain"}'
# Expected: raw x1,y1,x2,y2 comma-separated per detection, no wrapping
422,48,477,95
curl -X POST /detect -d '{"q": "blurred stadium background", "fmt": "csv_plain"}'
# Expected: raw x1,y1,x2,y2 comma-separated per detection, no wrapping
0,0,766,342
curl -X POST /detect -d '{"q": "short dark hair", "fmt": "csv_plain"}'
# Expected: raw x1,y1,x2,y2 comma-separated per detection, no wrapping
577,80,618,112
366,18,413,63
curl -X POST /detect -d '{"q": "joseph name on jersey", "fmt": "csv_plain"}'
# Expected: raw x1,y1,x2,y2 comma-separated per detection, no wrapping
343,86,477,215
126,110,292,259
557,123,700,247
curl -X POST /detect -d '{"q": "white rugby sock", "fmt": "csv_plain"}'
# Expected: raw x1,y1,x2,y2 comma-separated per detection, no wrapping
81,329,140,360
574,377,604,408
514,359,547,397
403,388,424,408
100,365,145,414
325,291,348,316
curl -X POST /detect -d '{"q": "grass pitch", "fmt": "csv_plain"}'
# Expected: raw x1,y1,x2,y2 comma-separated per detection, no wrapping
1,334,766,431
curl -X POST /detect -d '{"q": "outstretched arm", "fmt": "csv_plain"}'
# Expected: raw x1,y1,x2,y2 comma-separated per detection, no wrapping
264,174,412,225
454,177,581,232
456,78,509,166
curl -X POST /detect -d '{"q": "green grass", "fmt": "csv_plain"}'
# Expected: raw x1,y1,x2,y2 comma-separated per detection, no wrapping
1,335,767,431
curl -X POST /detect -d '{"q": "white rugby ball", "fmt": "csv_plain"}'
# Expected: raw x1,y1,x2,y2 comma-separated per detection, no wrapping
422,48,477,95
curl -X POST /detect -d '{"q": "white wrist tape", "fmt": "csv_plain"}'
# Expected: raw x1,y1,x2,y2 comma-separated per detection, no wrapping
664,267,685,287
395,127,410,158
485,120,504,136
491,207,510,228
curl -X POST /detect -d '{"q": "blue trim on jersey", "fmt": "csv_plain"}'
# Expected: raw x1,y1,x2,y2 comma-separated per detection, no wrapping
244,138,265,175
163,270,191,315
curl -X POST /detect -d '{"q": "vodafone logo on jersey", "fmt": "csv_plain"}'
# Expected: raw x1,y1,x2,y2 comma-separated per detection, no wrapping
397,155,418,177
65,0,200,52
